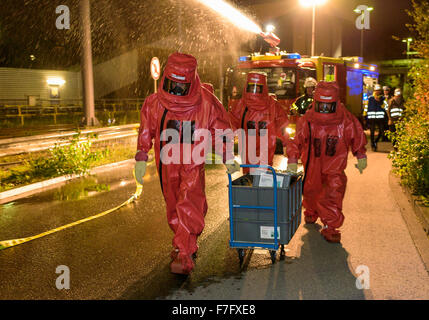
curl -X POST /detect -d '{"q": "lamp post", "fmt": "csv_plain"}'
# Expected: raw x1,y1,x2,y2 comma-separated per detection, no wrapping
79,0,99,126
354,6,373,59
402,38,412,59
299,0,327,57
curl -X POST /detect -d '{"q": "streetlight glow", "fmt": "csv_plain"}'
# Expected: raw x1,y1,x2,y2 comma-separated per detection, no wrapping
355,6,373,13
402,38,413,59
46,78,66,86
266,24,275,33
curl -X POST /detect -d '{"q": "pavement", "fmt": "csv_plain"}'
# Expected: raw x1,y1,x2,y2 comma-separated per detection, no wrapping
0,139,428,300
166,140,429,300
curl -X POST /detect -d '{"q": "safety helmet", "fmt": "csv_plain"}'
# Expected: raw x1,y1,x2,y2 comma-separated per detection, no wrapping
374,84,382,91
304,77,317,88
314,81,339,114
383,85,390,91
394,88,402,96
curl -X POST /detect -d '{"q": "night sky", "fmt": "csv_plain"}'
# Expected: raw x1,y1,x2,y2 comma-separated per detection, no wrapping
0,0,415,69
237,0,414,62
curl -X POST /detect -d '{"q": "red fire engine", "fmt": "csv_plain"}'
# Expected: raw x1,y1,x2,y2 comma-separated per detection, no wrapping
223,51,379,133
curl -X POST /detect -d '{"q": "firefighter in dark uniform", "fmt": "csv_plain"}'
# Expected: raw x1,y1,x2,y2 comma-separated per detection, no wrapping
291,77,317,116
367,84,386,152
387,88,406,149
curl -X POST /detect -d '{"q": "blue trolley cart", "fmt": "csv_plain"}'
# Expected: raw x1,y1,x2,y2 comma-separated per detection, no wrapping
227,164,303,264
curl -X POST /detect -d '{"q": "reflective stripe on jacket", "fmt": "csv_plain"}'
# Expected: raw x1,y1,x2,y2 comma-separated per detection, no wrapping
388,98,405,120
367,96,385,119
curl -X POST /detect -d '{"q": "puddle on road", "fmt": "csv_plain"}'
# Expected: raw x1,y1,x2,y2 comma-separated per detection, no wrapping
53,177,110,201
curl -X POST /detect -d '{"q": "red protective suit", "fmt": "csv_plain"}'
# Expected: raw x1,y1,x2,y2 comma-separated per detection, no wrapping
287,81,367,242
137,52,232,274
229,72,289,172
202,82,214,94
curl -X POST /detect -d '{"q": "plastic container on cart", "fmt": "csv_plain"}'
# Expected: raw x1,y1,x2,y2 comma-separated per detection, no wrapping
227,164,303,264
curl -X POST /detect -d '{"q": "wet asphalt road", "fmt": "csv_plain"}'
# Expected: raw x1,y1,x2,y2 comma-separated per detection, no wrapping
167,140,429,300
1,140,429,300
0,158,247,299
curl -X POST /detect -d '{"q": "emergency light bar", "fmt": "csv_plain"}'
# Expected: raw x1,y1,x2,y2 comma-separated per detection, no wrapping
238,53,301,62
284,53,301,59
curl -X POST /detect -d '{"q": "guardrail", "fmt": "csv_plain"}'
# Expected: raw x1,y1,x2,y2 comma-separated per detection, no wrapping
0,99,145,126
0,123,140,158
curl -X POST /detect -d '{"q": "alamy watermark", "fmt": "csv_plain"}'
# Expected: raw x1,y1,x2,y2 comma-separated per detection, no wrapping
158,127,269,166
56,5,70,30
56,265,70,290
355,265,370,290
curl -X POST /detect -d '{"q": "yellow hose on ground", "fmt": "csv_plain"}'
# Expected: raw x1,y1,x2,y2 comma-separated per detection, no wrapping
0,176,143,251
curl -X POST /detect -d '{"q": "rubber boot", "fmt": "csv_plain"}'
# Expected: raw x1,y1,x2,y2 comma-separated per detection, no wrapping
170,253,195,275
321,226,341,243
304,214,318,224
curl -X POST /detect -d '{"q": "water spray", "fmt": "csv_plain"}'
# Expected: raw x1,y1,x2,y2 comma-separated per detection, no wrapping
197,0,280,48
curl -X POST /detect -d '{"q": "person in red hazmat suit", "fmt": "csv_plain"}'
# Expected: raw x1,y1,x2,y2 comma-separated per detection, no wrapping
202,82,214,94
286,81,367,243
134,52,239,275
229,72,290,173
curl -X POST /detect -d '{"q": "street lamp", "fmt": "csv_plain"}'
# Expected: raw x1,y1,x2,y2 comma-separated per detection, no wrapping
402,38,412,59
354,6,373,58
299,0,327,57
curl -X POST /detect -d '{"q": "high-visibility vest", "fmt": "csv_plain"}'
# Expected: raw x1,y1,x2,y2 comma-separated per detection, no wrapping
367,111,386,119
367,96,386,119
389,99,405,120
390,107,403,118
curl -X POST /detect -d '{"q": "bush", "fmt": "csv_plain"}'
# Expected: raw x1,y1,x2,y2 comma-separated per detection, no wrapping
2,133,107,189
47,133,107,176
388,0,429,205
388,114,429,198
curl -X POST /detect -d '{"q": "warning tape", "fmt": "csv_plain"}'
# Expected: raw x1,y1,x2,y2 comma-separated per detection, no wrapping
0,179,143,251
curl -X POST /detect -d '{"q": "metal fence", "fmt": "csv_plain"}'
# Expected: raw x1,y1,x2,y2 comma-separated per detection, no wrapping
0,99,144,126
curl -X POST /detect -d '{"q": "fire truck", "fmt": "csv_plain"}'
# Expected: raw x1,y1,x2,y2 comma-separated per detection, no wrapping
223,51,379,132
